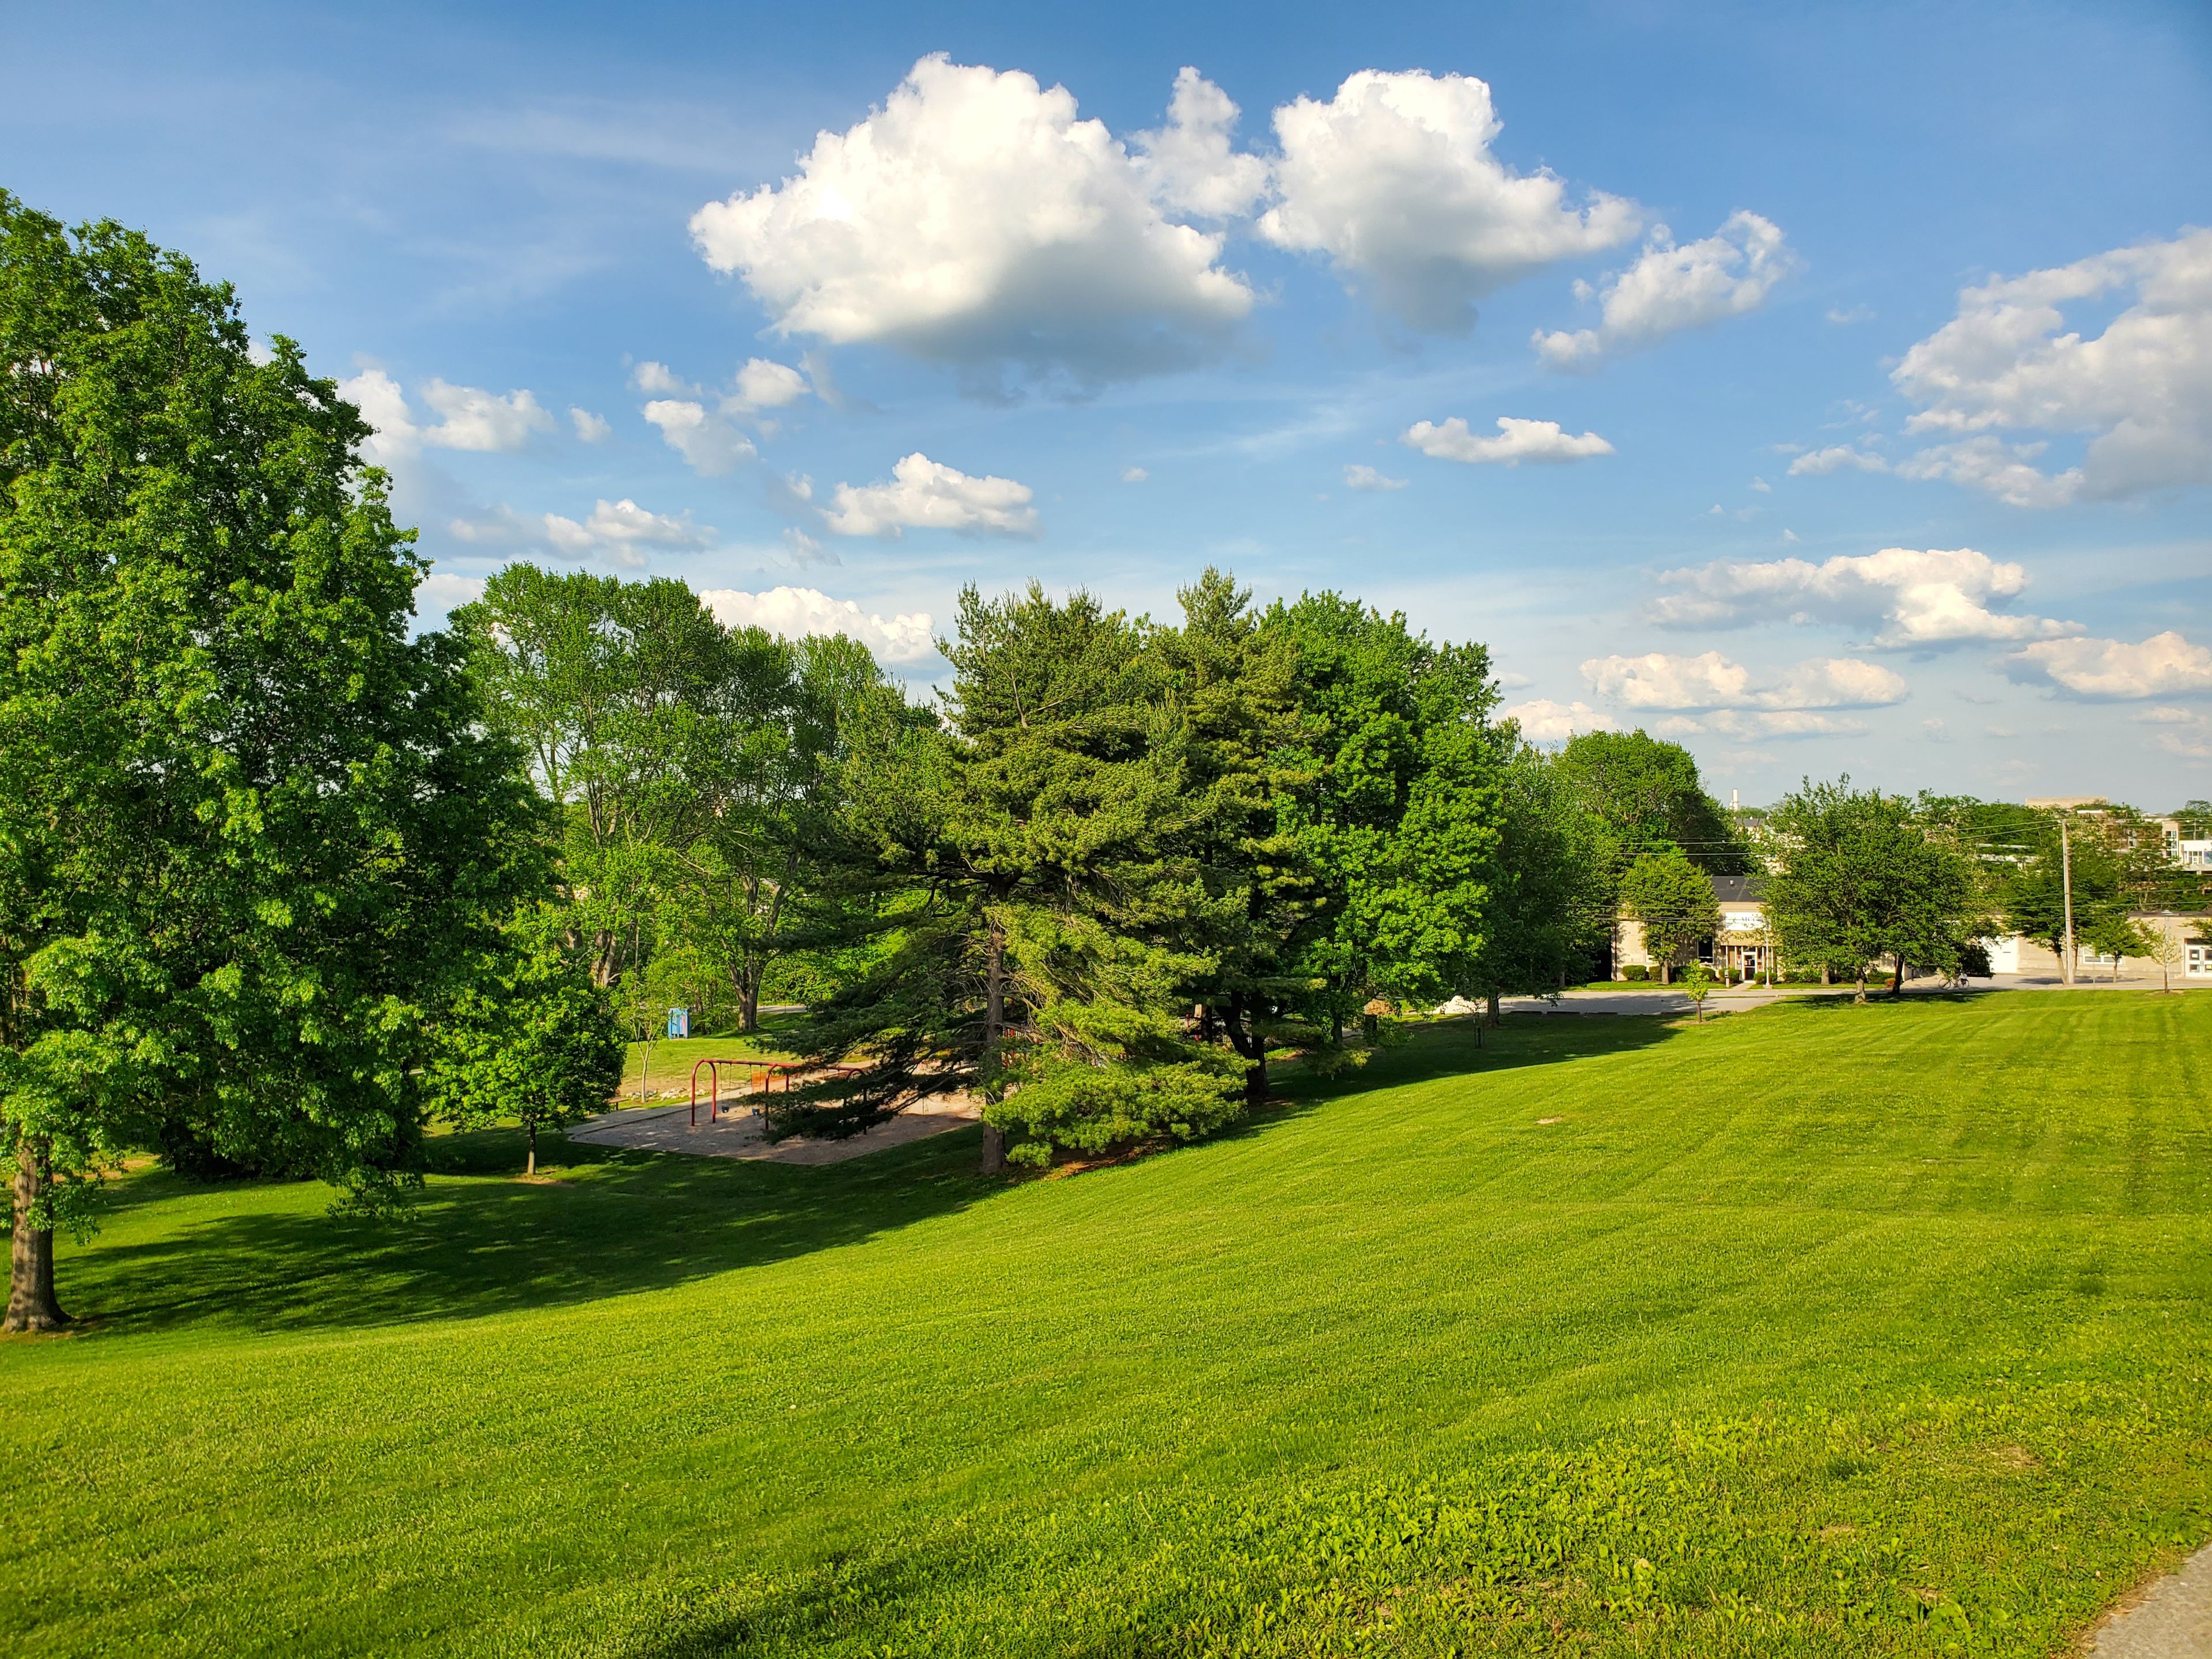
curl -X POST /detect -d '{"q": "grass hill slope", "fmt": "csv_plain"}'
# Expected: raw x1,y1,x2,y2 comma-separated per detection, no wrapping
5,992,2210,1657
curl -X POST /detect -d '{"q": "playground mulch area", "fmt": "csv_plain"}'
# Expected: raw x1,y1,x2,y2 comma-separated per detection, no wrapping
566,1093,979,1165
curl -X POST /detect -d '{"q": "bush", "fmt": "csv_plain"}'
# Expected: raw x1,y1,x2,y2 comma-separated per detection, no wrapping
1622,964,1650,982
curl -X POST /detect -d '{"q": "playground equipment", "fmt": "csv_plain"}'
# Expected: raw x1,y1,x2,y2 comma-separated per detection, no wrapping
687,1059,870,1126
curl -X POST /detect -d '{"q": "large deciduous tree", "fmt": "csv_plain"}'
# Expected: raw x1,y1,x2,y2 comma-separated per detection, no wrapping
1618,847,1721,984
1768,781,1983,1003
0,196,542,1328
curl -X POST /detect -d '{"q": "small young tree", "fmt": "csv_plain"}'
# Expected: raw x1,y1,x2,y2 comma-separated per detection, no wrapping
2082,912,2156,987
1619,848,1721,984
1679,961,1718,1023
2142,922,2187,993
429,909,626,1176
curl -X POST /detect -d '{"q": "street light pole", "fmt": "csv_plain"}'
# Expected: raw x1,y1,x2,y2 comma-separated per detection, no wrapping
2060,816,2076,987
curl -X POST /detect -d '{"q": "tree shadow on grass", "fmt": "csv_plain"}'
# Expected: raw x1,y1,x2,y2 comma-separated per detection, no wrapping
65,1122,993,1339
1272,1012,1681,1107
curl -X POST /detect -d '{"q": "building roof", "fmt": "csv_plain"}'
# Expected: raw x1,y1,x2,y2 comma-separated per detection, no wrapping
1711,875,1766,903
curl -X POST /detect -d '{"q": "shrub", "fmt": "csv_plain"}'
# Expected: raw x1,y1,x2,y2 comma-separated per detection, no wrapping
1622,964,1650,982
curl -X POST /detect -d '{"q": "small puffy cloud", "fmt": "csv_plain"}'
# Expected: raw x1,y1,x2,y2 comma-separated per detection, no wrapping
1344,463,1408,491
691,55,1254,386
1749,476,1771,493
631,360,694,396
1649,546,2078,648
1403,415,1613,465
416,570,487,614
1891,227,2212,503
699,585,935,663
1891,437,2078,508
338,369,553,460
570,407,612,442
642,399,757,476
2137,705,2212,759
824,452,1039,537
1131,66,1271,219
1256,70,1638,332
541,498,714,569
416,379,556,452
1502,698,1616,742
1581,650,1904,713
1121,466,1149,483
1533,211,1797,369
1827,304,1874,325
1581,652,1900,741
2003,631,2212,700
1787,445,1889,476
729,357,810,411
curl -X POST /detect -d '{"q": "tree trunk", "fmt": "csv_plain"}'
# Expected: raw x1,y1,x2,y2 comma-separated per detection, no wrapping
1820,964,1831,986
1890,957,1906,998
1244,1050,1268,1108
1853,969,1868,1006
7,1136,66,1334
1486,991,1501,1026
980,915,1006,1175
525,1119,537,1179
739,975,760,1033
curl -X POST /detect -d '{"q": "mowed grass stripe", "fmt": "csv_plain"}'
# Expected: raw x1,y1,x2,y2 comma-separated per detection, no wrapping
4,991,2210,1656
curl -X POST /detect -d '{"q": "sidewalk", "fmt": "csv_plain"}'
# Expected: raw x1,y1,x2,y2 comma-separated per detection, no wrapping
1497,974,2202,1018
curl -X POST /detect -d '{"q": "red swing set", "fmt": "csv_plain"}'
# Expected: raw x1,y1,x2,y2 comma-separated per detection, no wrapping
688,1058,866,1126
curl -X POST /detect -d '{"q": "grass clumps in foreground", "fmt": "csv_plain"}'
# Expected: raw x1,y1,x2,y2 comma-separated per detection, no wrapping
5,991,2212,1657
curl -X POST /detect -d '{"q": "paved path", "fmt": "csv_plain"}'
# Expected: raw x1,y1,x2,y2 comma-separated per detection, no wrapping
1497,975,2203,1019
567,1093,978,1165
2088,1543,2212,1657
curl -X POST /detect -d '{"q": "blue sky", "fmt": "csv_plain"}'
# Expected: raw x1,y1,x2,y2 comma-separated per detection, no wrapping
7,0,2210,807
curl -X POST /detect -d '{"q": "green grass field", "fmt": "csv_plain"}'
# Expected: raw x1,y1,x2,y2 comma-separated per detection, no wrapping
6,992,2211,1657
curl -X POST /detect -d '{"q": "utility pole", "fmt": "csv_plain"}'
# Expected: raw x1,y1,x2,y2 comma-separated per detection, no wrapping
2059,816,2076,987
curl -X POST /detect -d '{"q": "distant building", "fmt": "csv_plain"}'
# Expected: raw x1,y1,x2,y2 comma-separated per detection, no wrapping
1614,874,1773,981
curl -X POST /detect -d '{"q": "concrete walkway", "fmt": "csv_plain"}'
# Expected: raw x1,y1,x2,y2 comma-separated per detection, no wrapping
567,1092,978,1165
2088,1543,2212,1657
1497,975,2203,1019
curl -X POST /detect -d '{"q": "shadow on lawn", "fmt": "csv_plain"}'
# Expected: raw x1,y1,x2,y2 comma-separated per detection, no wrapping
1271,1010,1680,1108
70,1123,992,1338
69,1015,1677,1339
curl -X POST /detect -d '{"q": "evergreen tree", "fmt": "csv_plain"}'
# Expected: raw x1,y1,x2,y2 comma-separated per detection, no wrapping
805,585,1238,1169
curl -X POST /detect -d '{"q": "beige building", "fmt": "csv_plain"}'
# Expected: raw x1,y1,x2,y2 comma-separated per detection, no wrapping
1614,876,1775,982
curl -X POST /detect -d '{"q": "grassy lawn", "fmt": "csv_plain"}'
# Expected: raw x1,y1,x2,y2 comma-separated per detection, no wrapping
5,991,2211,1657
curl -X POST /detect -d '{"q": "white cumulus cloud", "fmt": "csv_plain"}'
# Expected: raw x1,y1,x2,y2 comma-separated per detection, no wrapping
570,407,612,442
630,360,694,396
541,498,714,569
690,55,1254,387
1344,463,1408,490
642,399,757,476
1257,70,1638,333
729,357,811,411
1533,211,1797,369
338,369,554,461
1131,66,1271,219
416,570,488,613
1647,546,2078,648
1121,466,1149,483
1502,698,1616,742
2003,631,2212,700
1891,227,2212,503
1402,415,1614,465
1787,445,1889,476
824,452,1039,537
699,586,936,663
1581,650,1906,712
